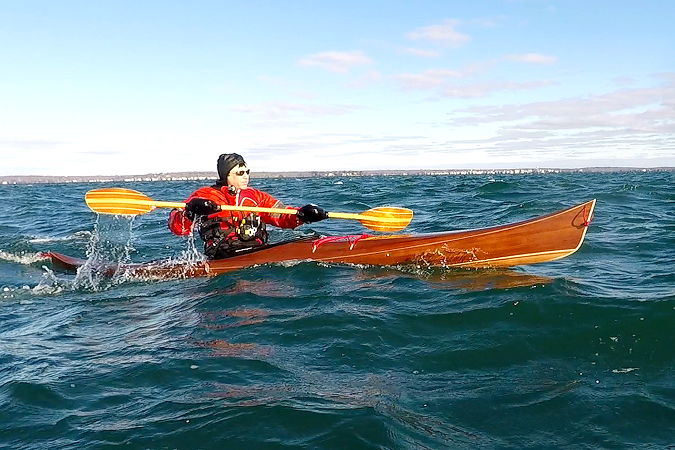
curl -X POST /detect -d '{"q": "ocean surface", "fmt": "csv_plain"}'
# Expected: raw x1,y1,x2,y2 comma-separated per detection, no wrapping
0,171,673,449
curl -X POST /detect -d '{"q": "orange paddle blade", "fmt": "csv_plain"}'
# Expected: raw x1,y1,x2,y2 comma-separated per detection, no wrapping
328,207,413,232
85,188,184,215
358,207,414,232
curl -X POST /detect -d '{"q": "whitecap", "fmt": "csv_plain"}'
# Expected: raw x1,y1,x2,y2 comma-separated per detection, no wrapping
612,368,639,374
0,250,49,265
28,230,92,244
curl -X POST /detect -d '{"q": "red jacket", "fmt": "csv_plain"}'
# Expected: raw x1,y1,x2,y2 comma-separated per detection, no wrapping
168,185,301,236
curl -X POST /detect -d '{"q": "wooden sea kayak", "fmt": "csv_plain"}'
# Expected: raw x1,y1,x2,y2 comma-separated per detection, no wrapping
44,199,595,278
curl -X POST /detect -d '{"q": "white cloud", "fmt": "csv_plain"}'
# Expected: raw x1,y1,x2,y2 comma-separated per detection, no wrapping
394,64,555,97
406,20,470,48
349,70,383,88
401,47,442,58
395,69,465,90
505,53,557,64
230,102,365,121
440,80,556,98
440,77,675,163
0,138,64,149
449,80,675,129
298,50,372,73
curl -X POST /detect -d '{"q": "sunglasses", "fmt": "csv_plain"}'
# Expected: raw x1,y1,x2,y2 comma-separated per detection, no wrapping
234,169,250,176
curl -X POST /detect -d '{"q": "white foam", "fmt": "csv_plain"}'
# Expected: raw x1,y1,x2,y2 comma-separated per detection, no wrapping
612,368,639,374
28,231,92,244
0,250,49,265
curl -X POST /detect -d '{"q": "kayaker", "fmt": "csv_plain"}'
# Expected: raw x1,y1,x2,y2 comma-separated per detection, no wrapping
168,153,327,259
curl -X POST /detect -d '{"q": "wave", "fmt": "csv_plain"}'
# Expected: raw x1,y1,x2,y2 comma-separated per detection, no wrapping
1,172,674,448
27,230,92,244
478,180,516,192
0,250,49,265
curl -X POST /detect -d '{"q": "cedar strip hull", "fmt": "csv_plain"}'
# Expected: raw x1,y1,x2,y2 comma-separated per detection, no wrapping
206,199,595,273
44,199,595,279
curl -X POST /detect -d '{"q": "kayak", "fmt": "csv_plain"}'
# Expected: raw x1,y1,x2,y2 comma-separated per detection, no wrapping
44,199,595,278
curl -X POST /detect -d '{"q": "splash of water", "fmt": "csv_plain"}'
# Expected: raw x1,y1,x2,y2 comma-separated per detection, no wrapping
32,266,66,296
72,214,136,291
172,224,205,264
32,214,209,292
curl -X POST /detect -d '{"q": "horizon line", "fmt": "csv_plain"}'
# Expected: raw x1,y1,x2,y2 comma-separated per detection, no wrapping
1,166,673,185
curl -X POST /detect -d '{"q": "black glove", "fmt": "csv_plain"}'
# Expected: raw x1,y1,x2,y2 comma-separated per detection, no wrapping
185,198,218,220
297,204,328,223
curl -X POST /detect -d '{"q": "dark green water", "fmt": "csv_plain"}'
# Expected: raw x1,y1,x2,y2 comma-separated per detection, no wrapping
1,172,673,448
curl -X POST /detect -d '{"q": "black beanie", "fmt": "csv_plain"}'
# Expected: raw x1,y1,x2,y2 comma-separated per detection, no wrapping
217,153,246,181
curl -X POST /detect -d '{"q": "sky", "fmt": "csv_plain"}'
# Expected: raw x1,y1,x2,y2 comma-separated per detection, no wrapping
1,0,674,176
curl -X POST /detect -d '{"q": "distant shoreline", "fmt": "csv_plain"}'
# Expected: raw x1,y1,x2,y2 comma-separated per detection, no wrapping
1,167,672,185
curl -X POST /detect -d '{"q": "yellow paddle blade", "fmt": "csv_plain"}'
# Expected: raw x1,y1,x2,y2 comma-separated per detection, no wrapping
359,207,413,232
328,207,413,232
85,188,183,215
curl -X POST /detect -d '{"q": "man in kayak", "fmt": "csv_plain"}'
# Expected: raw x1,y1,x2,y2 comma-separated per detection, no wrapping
168,153,327,259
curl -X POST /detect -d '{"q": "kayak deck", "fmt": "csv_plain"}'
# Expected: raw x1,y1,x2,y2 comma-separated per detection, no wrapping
44,199,596,278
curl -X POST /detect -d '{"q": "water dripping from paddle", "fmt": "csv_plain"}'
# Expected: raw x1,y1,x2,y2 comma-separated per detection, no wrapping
72,214,137,291
169,216,204,264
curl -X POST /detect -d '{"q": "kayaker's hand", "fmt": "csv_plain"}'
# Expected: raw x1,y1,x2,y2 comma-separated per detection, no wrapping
297,204,328,223
185,198,218,220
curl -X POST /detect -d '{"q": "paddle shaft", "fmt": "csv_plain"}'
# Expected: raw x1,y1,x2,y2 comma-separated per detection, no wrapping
124,199,397,223
113,198,297,215
84,188,414,230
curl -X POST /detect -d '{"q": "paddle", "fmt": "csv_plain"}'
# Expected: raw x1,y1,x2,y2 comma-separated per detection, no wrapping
84,188,413,232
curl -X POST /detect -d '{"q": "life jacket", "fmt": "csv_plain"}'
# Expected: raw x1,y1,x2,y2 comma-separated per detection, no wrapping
168,184,300,259
198,210,269,259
